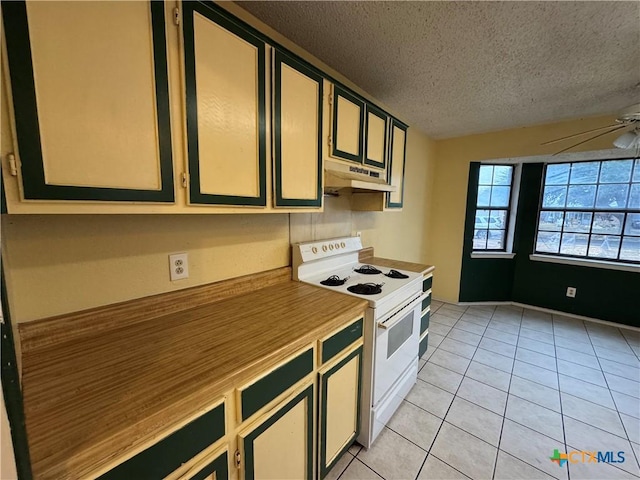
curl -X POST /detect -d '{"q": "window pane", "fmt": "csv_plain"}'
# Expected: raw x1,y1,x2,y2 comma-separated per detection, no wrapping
473,235,487,250
569,162,599,184
489,210,507,229
493,166,512,185
542,185,567,208
595,184,629,209
479,166,494,185
588,235,621,259
477,186,491,206
566,185,596,209
633,159,640,182
560,233,588,256
545,164,569,185
628,184,640,209
564,212,592,233
619,237,640,262
539,211,563,232
487,230,505,249
536,231,560,253
625,213,640,235
599,159,633,183
592,212,624,235
490,186,511,207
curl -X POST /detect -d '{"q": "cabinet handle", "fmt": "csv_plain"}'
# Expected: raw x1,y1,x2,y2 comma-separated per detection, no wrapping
7,153,17,176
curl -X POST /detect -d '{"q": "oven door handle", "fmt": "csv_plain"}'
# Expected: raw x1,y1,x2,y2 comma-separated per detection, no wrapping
377,291,429,330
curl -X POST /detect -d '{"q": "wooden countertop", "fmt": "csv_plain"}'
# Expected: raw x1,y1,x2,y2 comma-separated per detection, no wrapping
19,269,367,479
359,247,435,276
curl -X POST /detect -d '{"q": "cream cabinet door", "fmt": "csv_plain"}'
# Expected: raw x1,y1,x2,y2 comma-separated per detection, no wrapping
2,1,174,202
364,104,388,170
239,384,314,480
182,2,267,207
330,85,364,164
273,50,323,208
386,119,408,209
318,346,362,479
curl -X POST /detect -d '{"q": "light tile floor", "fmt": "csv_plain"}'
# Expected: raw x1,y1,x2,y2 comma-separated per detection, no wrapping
327,302,640,480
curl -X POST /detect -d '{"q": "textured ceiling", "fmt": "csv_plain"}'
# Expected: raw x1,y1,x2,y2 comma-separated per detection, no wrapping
237,1,640,139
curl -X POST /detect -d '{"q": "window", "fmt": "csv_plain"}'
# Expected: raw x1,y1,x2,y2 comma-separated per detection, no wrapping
535,158,640,263
473,164,514,251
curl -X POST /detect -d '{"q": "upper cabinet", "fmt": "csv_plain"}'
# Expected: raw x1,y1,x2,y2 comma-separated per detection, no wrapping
364,104,388,170
2,1,174,203
329,85,365,164
182,2,267,207
386,119,408,209
273,50,323,208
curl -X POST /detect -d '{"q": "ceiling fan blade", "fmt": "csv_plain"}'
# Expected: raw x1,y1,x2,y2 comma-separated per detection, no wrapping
552,124,630,156
541,123,621,146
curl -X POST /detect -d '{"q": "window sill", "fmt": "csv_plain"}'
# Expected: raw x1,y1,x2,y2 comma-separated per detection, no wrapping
471,252,516,259
529,254,640,273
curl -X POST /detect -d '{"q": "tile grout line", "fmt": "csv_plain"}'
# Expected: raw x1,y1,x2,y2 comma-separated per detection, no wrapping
552,314,571,480
492,306,523,480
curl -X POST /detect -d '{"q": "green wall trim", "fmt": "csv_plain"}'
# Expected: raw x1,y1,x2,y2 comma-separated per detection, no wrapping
241,347,314,421
190,450,228,480
418,334,429,358
363,104,388,169
321,318,363,364
183,2,267,207
331,85,364,164
98,402,225,480
2,1,175,203
420,311,430,335
319,346,363,480
385,118,408,209
273,49,323,207
1,261,33,480
243,384,314,480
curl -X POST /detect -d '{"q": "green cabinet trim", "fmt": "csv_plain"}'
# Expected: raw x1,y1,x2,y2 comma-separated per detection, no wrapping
182,2,267,207
97,402,225,480
189,450,228,480
423,276,433,292
386,118,408,209
331,85,365,164
419,334,429,358
363,103,388,169
243,385,314,480
2,1,175,203
240,347,314,421
321,318,363,364
420,311,430,336
421,293,431,313
273,49,323,207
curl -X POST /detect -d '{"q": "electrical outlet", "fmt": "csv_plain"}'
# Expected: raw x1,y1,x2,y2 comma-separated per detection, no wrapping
356,231,362,238
169,253,189,281
566,287,576,298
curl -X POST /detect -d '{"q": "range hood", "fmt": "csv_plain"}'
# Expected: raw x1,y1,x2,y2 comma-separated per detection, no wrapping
324,159,396,193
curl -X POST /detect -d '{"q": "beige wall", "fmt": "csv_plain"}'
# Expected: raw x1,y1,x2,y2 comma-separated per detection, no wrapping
430,115,619,303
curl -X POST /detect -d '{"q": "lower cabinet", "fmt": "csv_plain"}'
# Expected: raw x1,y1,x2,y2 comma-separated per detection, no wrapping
238,383,315,480
318,345,363,479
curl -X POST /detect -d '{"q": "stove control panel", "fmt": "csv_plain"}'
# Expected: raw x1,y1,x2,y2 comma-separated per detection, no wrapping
293,236,363,263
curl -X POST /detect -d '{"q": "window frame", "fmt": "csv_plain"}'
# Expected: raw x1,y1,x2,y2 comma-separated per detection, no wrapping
534,158,639,265
472,163,516,252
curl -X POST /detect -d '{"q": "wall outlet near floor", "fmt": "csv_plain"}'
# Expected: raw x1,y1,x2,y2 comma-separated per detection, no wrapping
169,253,189,281
566,287,577,298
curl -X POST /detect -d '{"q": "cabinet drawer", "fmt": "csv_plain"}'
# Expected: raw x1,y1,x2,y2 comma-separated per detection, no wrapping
98,401,225,479
420,310,430,336
238,347,314,421
423,276,433,292
320,318,363,364
419,334,429,359
421,293,431,313
181,448,228,480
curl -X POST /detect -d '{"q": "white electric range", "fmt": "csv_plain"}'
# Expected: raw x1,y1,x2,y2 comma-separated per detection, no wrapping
292,236,427,448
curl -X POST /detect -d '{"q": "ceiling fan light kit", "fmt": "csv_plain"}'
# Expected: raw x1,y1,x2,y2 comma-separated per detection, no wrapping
613,130,640,149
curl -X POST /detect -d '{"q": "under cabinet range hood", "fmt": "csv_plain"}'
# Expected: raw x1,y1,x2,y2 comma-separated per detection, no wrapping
324,159,396,193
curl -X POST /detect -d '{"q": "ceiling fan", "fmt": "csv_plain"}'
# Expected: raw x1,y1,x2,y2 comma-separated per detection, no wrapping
542,103,640,155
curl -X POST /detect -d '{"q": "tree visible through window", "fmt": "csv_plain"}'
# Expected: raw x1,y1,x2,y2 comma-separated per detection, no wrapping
536,159,640,263
473,165,514,251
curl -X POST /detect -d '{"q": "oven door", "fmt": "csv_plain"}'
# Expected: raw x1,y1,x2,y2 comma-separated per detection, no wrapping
373,292,424,405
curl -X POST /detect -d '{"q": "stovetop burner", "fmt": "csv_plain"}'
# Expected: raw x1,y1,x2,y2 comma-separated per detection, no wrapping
320,275,349,286
384,269,409,279
347,283,384,295
354,265,382,275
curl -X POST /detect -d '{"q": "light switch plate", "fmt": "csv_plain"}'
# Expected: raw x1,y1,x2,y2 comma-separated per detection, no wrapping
169,253,189,281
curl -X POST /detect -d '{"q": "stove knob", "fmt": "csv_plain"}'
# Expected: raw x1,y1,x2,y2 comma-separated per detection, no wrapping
312,247,318,254
335,243,340,249
340,241,346,248
329,244,334,251
322,245,328,252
